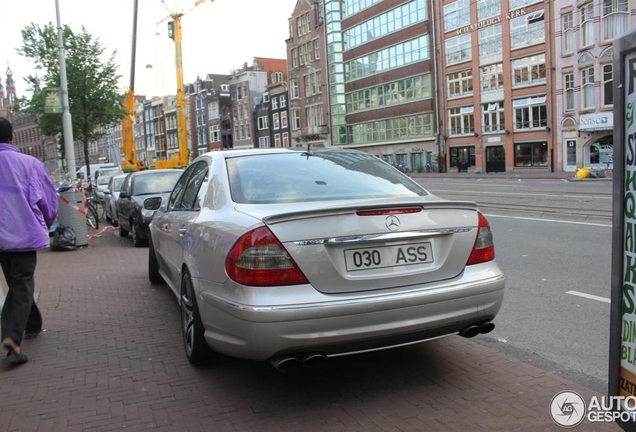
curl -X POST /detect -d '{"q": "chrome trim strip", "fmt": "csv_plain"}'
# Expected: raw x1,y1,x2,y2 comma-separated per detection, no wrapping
292,228,473,245
200,273,504,313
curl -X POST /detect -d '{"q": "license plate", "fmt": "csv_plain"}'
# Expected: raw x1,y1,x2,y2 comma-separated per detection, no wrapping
344,242,434,271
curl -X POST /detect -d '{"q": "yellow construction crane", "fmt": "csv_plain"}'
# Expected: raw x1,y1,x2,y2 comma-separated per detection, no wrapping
155,0,214,169
121,0,147,173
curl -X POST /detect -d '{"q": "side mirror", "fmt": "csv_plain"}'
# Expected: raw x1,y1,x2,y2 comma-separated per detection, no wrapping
119,191,130,199
104,189,111,195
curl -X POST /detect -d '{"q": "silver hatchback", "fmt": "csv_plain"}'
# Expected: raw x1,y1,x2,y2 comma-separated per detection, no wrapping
148,148,505,368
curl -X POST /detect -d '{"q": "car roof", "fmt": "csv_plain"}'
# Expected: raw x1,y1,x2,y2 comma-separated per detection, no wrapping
195,148,363,161
128,169,183,177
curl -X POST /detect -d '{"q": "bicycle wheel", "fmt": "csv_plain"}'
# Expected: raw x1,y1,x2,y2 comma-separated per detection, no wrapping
86,204,99,229
94,200,105,221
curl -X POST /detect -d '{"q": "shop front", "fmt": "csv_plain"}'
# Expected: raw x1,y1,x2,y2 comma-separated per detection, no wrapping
514,141,549,167
579,112,614,169
450,146,475,172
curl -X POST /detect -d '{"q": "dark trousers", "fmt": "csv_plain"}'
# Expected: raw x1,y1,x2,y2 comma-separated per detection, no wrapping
0,251,42,345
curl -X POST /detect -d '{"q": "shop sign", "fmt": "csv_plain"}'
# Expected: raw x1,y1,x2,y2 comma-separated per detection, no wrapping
456,8,526,35
580,113,614,131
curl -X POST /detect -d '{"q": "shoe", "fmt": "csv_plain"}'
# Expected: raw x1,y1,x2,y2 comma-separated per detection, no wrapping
24,328,42,340
2,351,29,366
1,338,28,367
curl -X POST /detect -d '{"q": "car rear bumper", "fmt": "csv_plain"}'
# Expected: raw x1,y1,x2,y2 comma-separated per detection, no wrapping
195,262,505,361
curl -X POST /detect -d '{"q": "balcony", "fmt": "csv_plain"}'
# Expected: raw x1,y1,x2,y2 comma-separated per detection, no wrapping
292,125,330,142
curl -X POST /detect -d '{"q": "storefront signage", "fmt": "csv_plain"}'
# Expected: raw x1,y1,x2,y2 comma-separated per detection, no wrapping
456,8,526,35
580,113,614,131
610,30,636,430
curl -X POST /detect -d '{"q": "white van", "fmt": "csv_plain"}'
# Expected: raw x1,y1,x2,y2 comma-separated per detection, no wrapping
76,163,119,184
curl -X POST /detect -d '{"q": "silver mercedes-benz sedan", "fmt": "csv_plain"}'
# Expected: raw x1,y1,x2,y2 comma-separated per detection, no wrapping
148,148,505,369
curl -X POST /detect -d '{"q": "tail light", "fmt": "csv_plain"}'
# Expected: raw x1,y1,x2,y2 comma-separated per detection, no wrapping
226,226,309,286
466,212,495,265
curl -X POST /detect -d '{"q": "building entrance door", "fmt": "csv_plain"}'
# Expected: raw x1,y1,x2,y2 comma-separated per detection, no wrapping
486,146,505,173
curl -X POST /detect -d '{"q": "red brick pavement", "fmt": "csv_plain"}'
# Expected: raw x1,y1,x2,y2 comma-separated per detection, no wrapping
0,229,622,432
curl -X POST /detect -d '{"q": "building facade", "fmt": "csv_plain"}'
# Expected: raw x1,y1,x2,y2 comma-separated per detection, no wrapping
554,0,635,172
287,0,331,147
323,0,437,172
434,0,554,173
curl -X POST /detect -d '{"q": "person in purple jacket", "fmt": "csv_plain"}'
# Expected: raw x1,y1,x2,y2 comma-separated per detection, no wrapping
0,117,58,367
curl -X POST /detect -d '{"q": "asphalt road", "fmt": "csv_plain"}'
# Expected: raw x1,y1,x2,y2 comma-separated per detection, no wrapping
417,178,614,394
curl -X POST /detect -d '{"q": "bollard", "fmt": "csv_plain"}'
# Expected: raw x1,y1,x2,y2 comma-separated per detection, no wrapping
56,191,88,247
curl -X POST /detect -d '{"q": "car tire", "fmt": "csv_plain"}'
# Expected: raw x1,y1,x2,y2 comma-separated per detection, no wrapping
148,236,165,285
180,271,214,365
132,222,147,247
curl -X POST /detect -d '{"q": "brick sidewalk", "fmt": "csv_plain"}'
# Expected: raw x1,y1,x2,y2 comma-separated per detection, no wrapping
0,230,621,432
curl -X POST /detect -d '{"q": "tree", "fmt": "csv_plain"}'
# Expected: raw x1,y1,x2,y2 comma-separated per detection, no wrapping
17,23,126,183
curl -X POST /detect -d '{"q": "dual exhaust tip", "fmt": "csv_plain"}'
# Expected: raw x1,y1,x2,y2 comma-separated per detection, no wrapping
270,322,496,370
459,321,496,338
270,352,327,371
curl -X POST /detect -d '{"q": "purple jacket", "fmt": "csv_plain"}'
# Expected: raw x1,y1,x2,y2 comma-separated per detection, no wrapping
0,143,59,252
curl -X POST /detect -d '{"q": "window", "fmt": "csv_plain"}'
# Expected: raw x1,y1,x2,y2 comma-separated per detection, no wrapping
602,0,628,42
581,3,595,47
306,104,323,128
510,0,542,11
446,34,472,66
515,142,548,167
304,71,322,96
345,35,430,81
292,109,301,130
297,12,310,37
344,0,428,49
346,75,432,113
291,48,298,68
314,39,321,60
562,12,574,55
512,54,546,87
273,72,284,83
257,116,269,130
290,80,299,99
279,95,286,108
480,63,504,92
259,136,270,148
272,97,278,110
479,24,503,56
510,10,545,50
210,125,220,142
263,93,270,103
273,113,280,130
603,63,613,107
513,95,547,129
282,132,290,147
444,0,470,31
274,134,282,147
281,111,288,128
482,102,505,133
564,72,575,112
478,0,501,20
349,113,434,144
581,66,595,110
448,106,475,135
447,70,473,98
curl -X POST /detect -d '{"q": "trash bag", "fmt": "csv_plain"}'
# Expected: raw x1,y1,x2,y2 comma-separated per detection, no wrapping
50,225,77,251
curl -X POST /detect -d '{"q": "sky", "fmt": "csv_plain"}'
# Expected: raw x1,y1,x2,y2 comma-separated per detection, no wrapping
0,0,299,98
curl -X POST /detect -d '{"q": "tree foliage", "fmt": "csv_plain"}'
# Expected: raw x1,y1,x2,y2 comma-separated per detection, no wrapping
17,23,125,179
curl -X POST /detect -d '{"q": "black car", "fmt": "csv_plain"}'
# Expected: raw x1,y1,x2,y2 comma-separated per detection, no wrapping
116,169,184,247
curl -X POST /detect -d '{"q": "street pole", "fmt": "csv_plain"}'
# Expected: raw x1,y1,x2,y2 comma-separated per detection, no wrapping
55,0,76,180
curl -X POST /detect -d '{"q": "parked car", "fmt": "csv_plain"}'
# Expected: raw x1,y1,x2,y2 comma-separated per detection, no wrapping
116,169,183,247
104,173,128,226
148,148,506,369
94,174,113,202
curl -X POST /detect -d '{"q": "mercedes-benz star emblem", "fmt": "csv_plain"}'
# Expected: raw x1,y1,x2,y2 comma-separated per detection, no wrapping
385,215,401,231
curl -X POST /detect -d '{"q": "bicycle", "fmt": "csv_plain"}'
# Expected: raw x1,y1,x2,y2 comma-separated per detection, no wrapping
86,200,99,229
86,195,105,221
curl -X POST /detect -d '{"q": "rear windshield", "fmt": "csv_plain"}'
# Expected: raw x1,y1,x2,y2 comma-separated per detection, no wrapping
133,171,183,195
227,151,428,204
113,177,125,192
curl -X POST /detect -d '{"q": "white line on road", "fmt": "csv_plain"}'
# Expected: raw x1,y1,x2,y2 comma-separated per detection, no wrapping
484,213,612,227
566,291,611,304
428,189,612,199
